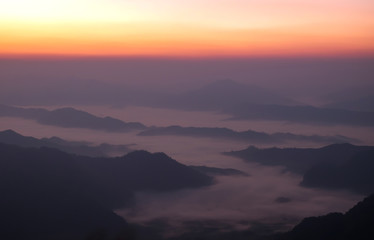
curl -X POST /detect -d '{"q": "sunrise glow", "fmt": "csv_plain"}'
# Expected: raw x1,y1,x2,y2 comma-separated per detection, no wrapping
1,0,374,57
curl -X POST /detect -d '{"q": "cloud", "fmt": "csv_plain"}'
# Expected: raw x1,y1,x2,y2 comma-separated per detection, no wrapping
117,162,362,235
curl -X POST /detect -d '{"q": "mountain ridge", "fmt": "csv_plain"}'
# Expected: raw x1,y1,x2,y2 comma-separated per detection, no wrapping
0,129,131,157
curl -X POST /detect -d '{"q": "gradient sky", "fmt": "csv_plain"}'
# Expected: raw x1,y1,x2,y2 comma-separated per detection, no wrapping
1,0,373,57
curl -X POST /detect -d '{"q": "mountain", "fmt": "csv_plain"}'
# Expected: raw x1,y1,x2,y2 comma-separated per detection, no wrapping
302,150,374,195
190,165,249,176
75,150,214,206
0,129,131,157
225,143,374,174
171,79,297,110
224,103,374,127
226,144,374,194
0,105,361,145
139,126,356,145
123,79,374,127
0,143,130,240
118,79,297,111
172,80,374,127
278,194,374,240
0,104,146,132
142,194,374,240
324,94,374,112
0,143,213,240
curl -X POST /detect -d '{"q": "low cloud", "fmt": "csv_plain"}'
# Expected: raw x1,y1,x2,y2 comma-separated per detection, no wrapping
117,162,362,236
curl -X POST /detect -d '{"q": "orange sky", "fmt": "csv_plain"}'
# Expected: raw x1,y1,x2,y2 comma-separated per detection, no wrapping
1,0,373,57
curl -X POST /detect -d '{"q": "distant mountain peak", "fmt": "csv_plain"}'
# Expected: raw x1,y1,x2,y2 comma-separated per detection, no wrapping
124,150,152,158
0,129,19,135
320,142,355,150
0,129,26,139
202,79,253,91
190,79,297,106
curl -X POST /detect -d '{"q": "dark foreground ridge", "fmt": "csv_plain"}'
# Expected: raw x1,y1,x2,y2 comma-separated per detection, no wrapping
133,194,374,240
277,194,374,240
1,140,373,239
0,143,213,240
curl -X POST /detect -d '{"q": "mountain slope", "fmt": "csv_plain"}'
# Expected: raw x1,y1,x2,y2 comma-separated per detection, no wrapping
226,144,374,194
0,129,131,157
139,126,356,145
224,103,374,127
302,150,374,195
0,143,212,239
0,143,129,240
225,143,374,174
177,79,297,110
0,104,146,132
279,194,374,240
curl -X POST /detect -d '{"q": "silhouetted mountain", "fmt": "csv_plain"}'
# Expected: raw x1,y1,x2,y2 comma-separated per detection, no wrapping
86,79,374,127
139,126,274,143
133,218,279,240
0,143,130,240
302,150,374,195
225,143,374,174
0,143,212,240
0,104,146,131
75,150,213,204
224,103,374,126
190,165,248,176
0,129,131,157
166,220,273,240
0,105,358,145
163,79,297,110
227,144,374,194
139,126,357,145
142,195,374,240
324,94,374,112
155,80,374,127
278,194,374,240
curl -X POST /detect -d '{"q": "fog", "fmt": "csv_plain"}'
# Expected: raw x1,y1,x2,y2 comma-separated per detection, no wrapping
118,167,361,237
1,56,374,238
1,57,374,106
0,105,367,236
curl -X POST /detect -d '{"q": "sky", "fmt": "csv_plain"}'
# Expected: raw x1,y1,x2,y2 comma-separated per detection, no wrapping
1,0,374,57
1,1,374,237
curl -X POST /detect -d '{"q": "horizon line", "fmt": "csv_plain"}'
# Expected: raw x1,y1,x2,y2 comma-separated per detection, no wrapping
1,52,374,60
